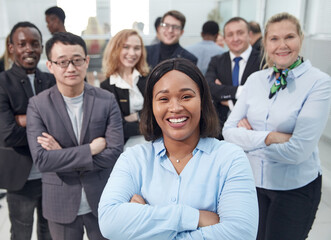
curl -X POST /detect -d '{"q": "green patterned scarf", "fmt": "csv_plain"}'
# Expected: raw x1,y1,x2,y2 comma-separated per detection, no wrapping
269,57,302,99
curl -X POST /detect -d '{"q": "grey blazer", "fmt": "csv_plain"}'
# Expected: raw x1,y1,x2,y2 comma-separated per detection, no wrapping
26,83,124,224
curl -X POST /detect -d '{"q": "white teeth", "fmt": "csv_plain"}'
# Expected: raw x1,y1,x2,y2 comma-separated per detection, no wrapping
25,57,34,61
169,117,187,123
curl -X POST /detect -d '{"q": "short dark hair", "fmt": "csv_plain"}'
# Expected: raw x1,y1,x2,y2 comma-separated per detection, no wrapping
248,21,261,34
154,17,162,31
223,17,249,35
9,21,43,44
202,21,219,35
140,58,220,141
45,32,87,60
162,10,186,29
45,6,66,24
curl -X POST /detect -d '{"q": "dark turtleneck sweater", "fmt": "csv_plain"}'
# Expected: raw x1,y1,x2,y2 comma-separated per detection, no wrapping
146,41,197,69
159,42,180,63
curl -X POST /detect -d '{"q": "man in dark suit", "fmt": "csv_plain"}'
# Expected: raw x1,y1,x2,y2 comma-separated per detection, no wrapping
146,10,197,69
26,32,124,240
0,22,55,240
205,17,262,138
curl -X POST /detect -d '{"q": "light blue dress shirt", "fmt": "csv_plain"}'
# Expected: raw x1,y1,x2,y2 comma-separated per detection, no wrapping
186,40,225,75
223,60,331,190
98,137,258,240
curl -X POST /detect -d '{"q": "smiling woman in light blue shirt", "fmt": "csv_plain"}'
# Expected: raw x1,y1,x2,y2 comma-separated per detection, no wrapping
223,12,331,240
98,58,258,239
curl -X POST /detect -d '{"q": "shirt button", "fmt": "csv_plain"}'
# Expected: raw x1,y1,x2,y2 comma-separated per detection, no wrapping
171,197,176,202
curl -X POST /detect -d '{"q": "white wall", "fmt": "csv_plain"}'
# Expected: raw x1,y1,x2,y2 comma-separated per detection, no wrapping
0,0,57,60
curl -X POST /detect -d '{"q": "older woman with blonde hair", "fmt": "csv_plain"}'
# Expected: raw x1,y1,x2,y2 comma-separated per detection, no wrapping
223,12,331,240
101,29,149,145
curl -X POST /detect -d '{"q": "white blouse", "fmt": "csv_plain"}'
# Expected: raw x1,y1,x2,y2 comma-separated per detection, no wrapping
109,68,144,114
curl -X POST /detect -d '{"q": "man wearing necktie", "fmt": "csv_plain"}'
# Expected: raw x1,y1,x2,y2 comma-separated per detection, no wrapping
205,17,262,139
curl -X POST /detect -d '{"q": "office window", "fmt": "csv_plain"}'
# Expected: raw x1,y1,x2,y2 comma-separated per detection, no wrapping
219,0,233,30
239,0,257,21
305,0,331,35
265,0,301,22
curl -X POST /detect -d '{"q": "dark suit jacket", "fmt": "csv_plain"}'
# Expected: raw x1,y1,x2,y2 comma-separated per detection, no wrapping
205,49,261,127
100,76,146,142
252,37,262,52
146,43,198,69
0,64,55,191
26,83,124,224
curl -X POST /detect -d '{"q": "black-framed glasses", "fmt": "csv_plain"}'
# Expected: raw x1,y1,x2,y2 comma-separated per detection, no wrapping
160,22,182,31
51,57,86,68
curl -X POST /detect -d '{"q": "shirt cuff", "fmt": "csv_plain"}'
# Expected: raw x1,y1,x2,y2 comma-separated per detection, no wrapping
235,86,243,99
178,205,199,232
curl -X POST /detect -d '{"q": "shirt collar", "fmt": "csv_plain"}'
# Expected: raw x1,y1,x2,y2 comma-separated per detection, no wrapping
267,59,312,83
109,68,141,89
229,45,252,63
152,137,214,162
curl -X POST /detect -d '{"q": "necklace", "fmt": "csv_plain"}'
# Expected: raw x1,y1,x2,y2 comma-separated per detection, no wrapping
173,152,193,163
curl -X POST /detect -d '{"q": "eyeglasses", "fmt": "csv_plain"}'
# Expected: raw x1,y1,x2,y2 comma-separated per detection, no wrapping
50,57,86,68
160,22,182,31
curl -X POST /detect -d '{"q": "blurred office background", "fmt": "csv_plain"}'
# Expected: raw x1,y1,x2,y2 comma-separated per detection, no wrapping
0,0,330,239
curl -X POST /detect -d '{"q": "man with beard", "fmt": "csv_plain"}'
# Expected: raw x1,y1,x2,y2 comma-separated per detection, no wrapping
0,21,55,239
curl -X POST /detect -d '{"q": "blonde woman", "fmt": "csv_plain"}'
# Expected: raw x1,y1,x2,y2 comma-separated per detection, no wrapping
101,29,149,145
223,12,331,240
0,35,13,72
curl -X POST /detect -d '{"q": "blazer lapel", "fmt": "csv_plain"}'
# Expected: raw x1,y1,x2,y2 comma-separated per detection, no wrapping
80,84,95,145
34,70,45,94
10,64,33,98
242,50,258,85
224,53,233,85
20,77,34,98
50,86,78,145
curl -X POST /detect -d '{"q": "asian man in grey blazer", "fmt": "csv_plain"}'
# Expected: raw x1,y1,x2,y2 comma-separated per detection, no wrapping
26,32,124,240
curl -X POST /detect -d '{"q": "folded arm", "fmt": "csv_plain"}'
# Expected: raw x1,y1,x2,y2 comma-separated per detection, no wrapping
99,149,258,240
26,96,124,173
223,85,270,151
261,78,331,164
175,149,258,239
98,153,200,240
0,86,28,147
205,57,238,102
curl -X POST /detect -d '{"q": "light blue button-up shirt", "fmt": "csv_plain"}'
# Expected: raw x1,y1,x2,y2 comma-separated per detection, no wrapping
98,137,258,239
186,40,225,75
223,60,331,190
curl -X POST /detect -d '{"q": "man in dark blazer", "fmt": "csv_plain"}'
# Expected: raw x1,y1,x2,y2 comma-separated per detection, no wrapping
146,10,197,69
0,22,55,240
26,32,124,240
205,17,262,139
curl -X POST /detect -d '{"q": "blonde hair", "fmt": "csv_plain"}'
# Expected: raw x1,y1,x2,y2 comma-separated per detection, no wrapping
0,35,13,70
82,17,106,55
102,29,149,78
262,12,304,68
